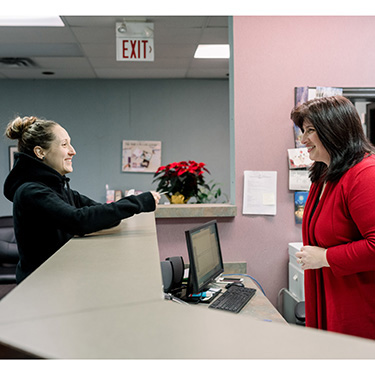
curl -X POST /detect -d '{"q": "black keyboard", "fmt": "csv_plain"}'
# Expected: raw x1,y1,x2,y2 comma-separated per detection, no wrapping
209,285,256,313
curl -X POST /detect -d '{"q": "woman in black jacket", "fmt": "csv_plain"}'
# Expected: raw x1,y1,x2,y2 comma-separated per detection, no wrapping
3,116,160,283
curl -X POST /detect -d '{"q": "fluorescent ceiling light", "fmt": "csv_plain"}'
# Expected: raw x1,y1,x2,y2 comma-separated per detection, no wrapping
0,16,64,27
194,44,230,59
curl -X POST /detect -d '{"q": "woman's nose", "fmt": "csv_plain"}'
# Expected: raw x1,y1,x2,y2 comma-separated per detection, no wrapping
301,132,308,144
69,145,76,155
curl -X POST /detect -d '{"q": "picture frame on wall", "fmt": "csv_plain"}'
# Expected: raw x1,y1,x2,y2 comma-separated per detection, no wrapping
9,145,17,170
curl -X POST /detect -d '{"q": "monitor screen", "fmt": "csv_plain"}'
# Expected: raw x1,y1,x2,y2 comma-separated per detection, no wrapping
185,220,224,294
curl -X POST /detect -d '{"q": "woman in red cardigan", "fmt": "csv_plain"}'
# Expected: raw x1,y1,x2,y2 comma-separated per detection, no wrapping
291,95,375,340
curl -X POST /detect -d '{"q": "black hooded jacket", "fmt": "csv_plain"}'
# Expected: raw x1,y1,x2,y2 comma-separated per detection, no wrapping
3,152,156,283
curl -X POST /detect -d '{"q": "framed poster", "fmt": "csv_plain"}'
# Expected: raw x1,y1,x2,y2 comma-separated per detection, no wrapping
122,140,161,173
9,145,17,170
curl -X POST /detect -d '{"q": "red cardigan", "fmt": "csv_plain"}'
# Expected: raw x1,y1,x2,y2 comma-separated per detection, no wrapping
303,155,375,340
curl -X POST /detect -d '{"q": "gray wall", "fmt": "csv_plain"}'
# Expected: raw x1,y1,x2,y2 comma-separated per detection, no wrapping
0,79,229,214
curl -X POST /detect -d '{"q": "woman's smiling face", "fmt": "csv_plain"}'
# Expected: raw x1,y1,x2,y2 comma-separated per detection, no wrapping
42,125,76,175
302,120,331,166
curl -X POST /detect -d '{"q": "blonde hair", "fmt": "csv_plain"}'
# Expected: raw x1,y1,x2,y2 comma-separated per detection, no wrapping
5,116,57,156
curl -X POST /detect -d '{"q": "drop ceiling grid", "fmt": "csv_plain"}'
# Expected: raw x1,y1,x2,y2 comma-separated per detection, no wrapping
0,16,229,79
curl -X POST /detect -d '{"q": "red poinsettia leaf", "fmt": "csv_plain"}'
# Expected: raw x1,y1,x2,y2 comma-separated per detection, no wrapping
156,165,167,173
188,165,197,172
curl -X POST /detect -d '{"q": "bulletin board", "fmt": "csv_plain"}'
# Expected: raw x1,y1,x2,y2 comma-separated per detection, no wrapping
122,140,161,173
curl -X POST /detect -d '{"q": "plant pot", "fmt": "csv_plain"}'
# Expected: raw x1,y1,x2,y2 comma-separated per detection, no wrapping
167,192,191,204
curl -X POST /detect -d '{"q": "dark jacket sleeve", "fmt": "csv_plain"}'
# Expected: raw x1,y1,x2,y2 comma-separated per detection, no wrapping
17,182,156,235
70,189,103,208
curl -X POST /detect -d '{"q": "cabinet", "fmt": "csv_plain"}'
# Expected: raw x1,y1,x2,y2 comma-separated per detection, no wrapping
279,242,304,324
288,242,304,300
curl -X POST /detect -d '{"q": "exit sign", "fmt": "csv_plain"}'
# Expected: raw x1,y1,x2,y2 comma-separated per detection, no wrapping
116,38,154,61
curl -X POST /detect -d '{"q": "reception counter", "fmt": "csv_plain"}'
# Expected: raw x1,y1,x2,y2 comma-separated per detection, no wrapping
0,213,374,359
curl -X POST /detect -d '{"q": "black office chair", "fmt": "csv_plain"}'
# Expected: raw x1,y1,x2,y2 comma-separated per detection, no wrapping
0,216,19,285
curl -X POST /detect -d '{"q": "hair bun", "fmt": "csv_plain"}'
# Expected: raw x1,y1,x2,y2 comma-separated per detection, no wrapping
5,116,37,140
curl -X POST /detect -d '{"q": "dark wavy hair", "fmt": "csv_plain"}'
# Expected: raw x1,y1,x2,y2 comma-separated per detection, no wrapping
290,95,375,183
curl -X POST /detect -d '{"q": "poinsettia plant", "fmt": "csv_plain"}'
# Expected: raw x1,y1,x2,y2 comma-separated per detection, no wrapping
153,160,211,203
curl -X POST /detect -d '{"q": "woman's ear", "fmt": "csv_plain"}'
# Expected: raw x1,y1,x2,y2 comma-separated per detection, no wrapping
33,146,45,160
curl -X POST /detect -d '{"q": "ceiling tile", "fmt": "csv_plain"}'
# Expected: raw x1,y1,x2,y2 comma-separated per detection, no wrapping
0,43,83,57
80,43,116,57
0,27,76,43
32,57,93,69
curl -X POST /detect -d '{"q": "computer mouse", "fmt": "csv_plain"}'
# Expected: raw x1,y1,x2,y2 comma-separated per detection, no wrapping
232,282,244,287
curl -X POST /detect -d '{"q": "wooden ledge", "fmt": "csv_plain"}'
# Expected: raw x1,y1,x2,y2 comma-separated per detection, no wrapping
155,203,237,218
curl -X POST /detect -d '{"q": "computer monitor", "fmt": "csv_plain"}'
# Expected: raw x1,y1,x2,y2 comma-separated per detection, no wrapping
185,220,224,294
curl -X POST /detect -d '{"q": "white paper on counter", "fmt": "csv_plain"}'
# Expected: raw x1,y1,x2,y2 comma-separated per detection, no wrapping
243,171,277,215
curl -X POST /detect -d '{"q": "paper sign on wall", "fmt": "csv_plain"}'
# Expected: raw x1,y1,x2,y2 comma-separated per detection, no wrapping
289,170,311,191
242,171,277,215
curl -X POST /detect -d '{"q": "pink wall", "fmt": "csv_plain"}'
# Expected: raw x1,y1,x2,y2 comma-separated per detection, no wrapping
156,16,375,307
